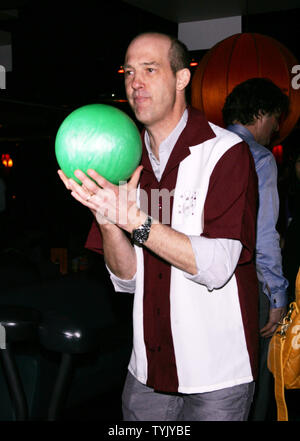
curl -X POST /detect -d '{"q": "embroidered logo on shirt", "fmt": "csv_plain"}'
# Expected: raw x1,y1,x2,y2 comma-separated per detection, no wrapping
177,191,198,216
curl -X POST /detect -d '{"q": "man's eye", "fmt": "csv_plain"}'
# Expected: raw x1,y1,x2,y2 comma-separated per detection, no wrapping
147,68,155,73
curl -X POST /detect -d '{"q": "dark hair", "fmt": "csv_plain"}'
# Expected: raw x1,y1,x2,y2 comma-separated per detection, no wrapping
168,36,190,74
222,77,289,126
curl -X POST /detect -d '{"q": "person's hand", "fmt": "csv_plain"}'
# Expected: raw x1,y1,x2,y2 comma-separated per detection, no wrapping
57,166,144,231
260,306,287,338
58,169,101,220
57,169,71,190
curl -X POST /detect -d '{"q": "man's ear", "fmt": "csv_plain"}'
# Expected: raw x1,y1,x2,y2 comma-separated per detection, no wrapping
176,68,191,91
256,111,264,121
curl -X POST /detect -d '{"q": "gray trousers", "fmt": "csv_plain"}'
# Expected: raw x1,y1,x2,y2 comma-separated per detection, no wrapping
122,371,255,421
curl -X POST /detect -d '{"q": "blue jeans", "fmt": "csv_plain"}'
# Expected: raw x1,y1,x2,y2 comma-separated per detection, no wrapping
122,371,255,421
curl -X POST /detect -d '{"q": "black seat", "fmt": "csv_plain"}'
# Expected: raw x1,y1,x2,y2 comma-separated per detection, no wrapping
0,306,41,420
38,310,105,420
39,310,102,354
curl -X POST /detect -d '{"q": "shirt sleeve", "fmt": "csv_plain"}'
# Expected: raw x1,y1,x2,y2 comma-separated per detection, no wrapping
85,221,137,293
201,141,258,265
184,236,242,290
255,153,288,308
106,264,136,293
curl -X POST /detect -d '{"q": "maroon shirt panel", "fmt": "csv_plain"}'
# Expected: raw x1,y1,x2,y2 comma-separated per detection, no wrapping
85,219,103,254
235,264,259,380
140,167,179,392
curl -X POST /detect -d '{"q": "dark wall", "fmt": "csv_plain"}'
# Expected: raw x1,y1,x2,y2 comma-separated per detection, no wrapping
0,0,178,252
1,3,300,253
6,0,178,105
243,8,300,61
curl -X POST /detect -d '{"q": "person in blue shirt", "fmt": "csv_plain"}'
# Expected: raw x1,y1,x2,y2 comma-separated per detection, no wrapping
222,77,289,420
281,143,300,303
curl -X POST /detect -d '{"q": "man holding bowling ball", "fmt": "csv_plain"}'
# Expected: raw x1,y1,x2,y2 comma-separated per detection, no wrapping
59,32,259,421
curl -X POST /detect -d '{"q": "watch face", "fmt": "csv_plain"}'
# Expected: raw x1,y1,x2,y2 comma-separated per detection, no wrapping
133,226,149,244
133,216,152,244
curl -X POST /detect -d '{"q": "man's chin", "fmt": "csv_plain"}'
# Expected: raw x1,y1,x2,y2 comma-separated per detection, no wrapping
134,108,152,125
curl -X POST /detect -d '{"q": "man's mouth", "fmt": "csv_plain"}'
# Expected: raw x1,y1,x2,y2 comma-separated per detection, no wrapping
133,94,150,104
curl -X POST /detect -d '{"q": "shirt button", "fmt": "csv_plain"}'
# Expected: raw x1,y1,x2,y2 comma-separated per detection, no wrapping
158,273,163,279
157,346,161,352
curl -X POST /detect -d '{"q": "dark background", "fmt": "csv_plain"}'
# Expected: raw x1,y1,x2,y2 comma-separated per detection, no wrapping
0,0,299,422
0,0,299,259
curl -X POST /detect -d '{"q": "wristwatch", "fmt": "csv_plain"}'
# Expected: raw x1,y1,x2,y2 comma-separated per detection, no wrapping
131,215,153,244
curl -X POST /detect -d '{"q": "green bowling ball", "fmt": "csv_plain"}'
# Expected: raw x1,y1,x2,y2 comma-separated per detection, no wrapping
55,104,142,185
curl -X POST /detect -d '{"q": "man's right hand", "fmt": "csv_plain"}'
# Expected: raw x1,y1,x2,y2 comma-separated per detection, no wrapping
260,306,287,338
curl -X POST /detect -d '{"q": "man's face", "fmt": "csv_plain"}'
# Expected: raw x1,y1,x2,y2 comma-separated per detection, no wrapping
124,34,178,128
256,112,280,146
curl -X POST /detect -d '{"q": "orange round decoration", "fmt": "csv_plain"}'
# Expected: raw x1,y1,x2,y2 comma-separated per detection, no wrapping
191,33,300,145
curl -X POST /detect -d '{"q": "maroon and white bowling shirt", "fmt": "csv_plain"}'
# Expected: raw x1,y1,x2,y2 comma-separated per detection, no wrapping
86,107,259,394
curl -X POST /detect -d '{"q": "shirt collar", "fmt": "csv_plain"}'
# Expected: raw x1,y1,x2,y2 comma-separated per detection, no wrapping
144,109,188,181
226,123,255,144
140,106,216,184
144,108,188,159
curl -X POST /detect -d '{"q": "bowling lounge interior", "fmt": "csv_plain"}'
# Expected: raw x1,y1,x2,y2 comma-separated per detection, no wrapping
0,0,299,425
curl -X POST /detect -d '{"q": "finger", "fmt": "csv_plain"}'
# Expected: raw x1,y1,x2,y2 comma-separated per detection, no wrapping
73,169,101,195
260,322,273,333
128,165,143,190
70,189,99,209
67,177,96,204
86,169,115,190
260,322,277,338
261,330,276,338
57,170,70,189
57,171,85,198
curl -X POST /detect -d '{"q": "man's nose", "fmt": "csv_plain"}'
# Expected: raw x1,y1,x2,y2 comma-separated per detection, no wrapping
131,73,144,90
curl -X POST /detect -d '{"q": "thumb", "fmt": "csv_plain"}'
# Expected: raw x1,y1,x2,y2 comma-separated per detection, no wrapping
128,165,143,189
